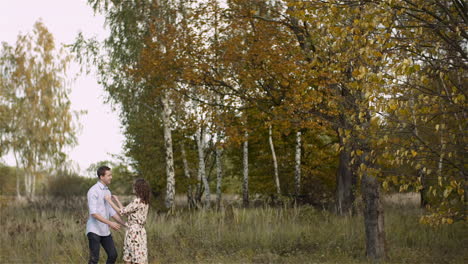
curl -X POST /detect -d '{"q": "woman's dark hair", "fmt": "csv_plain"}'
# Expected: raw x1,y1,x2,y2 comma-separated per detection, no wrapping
134,178,150,204
97,166,111,179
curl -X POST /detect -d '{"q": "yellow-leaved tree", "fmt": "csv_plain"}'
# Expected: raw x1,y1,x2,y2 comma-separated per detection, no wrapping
0,21,78,200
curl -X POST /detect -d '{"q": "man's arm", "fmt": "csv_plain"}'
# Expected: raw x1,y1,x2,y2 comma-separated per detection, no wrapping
111,214,126,226
88,189,120,230
91,213,121,230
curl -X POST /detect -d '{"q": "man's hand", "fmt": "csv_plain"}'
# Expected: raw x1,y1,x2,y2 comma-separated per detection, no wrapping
104,195,112,201
108,221,121,230
112,195,120,202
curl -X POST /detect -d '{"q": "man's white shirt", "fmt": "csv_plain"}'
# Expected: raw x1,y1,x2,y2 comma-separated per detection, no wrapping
86,181,117,236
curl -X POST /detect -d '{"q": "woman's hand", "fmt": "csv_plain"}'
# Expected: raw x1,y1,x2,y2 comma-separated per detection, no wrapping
104,195,112,201
112,195,120,202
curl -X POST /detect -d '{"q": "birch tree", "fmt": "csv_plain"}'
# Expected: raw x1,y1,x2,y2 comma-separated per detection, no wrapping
268,125,281,196
196,126,211,208
242,129,249,207
161,93,176,210
0,21,77,199
181,142,196,208
294,131,302,197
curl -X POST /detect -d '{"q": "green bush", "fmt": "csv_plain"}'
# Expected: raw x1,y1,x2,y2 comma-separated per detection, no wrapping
48,174,95,197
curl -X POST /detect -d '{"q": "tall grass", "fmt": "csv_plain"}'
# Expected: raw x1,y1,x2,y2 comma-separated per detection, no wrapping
0,195,466,263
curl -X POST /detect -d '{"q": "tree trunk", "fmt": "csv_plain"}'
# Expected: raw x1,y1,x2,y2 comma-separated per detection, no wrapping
463,171,468,217
410,94,428,208
438,123,446,180
419,169,428,208
161,94,176,211
24,169,33,200
214,95,224,209
181,143,195,209
196,126,211,208
295,131,302,197
31,170,36,198
360,110,386,260
24,172,29,199
194,135,203,204
268,125,281,196
336,127,356,215
13,152,21,199
242,130,249,207
362,170,386,260
215,143,223,209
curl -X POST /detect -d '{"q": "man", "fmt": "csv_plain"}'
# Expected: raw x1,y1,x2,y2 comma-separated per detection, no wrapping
86,166,126,264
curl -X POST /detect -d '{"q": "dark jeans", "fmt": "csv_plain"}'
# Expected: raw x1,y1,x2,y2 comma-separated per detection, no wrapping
87,232,118,264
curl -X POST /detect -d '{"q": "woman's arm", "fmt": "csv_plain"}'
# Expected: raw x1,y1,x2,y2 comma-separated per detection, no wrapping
112,195,124,209
105,195,123,216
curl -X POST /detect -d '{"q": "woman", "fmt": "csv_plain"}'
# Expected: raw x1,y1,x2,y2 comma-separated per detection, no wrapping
105,178,150,264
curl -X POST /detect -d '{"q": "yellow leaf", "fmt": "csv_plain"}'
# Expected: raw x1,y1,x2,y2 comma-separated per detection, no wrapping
443,187,452,198
382,181,388,191
360,163,367,171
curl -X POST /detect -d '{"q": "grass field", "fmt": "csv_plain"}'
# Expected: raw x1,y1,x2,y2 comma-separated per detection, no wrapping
0,194,466,263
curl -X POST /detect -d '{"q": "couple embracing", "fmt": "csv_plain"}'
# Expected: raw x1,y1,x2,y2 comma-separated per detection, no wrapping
86,166,150,264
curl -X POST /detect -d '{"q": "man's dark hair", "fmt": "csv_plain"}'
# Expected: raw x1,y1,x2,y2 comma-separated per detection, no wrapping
97,166,111,179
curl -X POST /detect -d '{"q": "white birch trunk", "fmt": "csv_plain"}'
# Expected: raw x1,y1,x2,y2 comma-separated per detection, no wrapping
269,125,281,196
295,131,302,197
438,125,446,178
24,172,29,198
181,143,194,208
161,93,176,210
216,143,223,208
242,130,249,207
31,169,36,198
24,166,33,199
13,152,21,199
215,94,223,209
196,127,211,208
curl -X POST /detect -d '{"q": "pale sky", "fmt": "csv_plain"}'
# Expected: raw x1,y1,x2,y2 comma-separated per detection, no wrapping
1,0,125,176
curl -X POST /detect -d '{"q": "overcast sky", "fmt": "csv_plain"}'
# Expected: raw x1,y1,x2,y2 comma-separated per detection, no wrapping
1,0,125,176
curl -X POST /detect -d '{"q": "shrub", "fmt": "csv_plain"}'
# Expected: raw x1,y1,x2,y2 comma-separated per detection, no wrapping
48,174,94,197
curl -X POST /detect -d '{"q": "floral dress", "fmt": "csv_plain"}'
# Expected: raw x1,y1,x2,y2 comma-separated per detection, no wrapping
120,197,149,264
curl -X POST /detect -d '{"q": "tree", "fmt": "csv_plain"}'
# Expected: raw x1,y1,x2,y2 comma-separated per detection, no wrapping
0,21,78,199
379,0,467,224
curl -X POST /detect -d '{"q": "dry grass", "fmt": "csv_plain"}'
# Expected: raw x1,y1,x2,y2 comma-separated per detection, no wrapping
0,194,466,263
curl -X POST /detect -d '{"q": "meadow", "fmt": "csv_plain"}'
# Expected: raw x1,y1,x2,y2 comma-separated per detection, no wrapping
0,194,466,264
